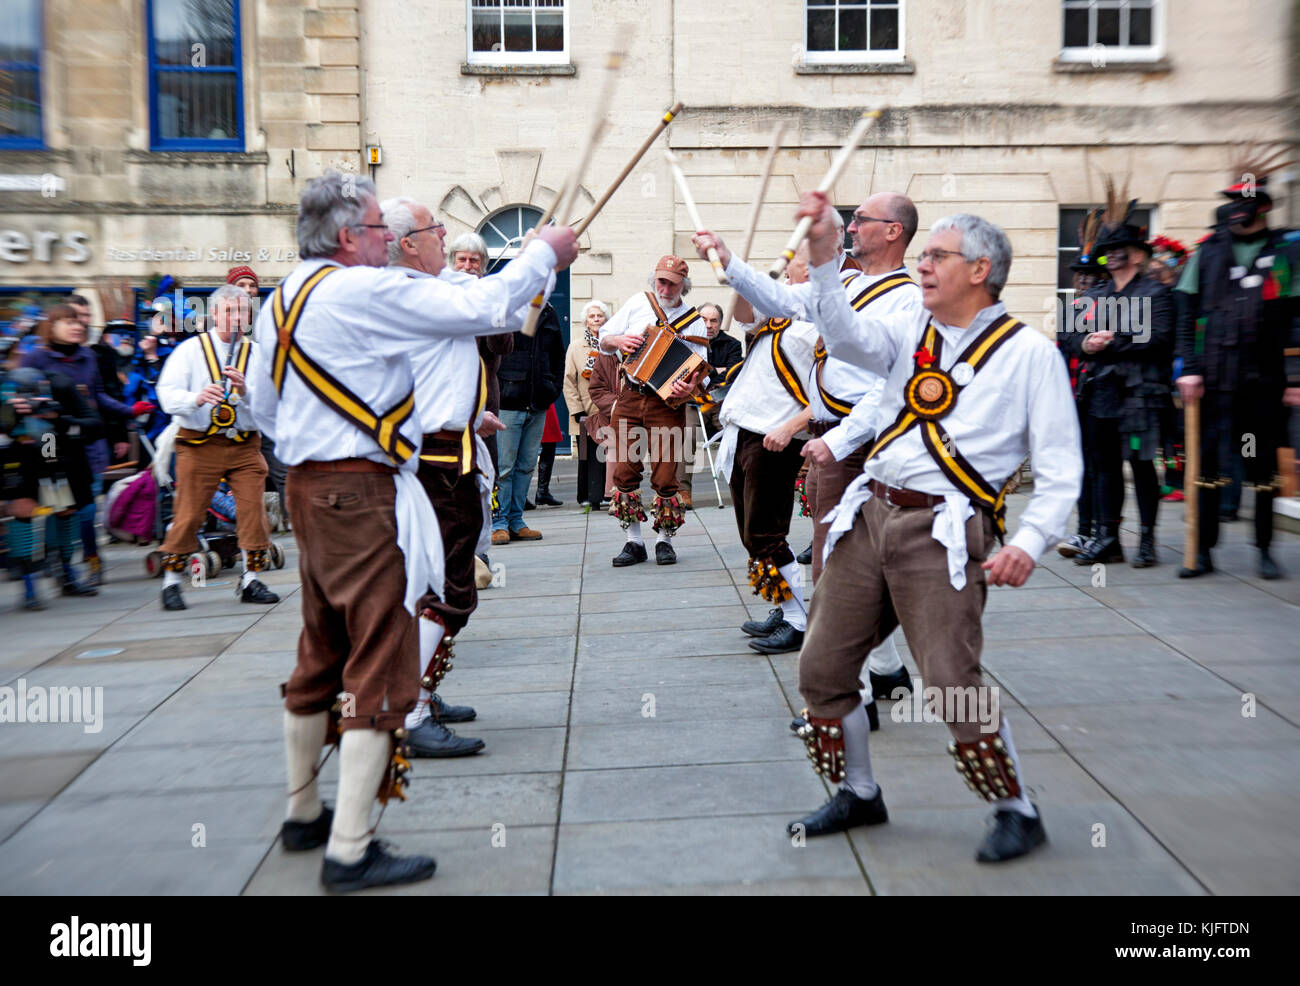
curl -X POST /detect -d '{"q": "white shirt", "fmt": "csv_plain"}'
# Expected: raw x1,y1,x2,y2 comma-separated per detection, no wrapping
722,255,920,462
156,329,260,433
598,290,710,386
713,316,817,482
397,265,555,435
246,241,557,614
248,242,556,468
806,256,1082,584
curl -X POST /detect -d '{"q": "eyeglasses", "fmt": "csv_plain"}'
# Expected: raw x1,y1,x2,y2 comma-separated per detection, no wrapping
350,223,389,231
405,223,446,238
850,213,900,228
917,248,972,265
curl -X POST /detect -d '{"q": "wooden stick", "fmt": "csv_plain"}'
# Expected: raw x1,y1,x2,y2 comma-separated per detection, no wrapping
665,150,728,285
719,122,786,339
1182,395,1200,571
520,35,627,336
569,101,684,236
768,109,881,279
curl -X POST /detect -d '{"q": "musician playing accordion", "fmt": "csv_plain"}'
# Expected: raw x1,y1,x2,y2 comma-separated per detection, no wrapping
598,255,709,567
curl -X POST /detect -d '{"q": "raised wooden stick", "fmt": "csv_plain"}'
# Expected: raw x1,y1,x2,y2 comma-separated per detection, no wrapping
665,150,728,285
570,101,684,236
769,109,881,279
1181,395,1200,572
520,34,627,336
719,122,786,339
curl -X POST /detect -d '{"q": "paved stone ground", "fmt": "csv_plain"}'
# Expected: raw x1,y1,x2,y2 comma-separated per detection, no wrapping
2,460,1298,895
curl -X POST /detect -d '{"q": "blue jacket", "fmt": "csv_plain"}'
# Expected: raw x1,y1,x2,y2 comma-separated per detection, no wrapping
22,343,134,475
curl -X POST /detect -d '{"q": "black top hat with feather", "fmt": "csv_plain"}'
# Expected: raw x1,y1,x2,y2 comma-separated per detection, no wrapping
1094,176,1149,260
1069,206,1105,272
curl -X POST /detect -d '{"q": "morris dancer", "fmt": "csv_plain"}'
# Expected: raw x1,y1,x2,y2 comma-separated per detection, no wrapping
714,244,818,654
721,192,1081,861
249,172,576,892
154,284,278,611
598,255,707,567
695,199,921,722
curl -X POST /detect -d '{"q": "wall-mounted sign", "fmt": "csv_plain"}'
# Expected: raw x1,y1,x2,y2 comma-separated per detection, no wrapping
0,229,91,263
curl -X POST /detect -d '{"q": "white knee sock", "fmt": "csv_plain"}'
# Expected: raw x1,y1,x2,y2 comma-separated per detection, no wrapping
839,702,877,800
866,631,904,676
163,569,182,588
992,717,1036,818
240,551,257,588
284,710,328,823
777,561,807,632
626,520,643,545
403,617,443,730
656,529,671,544
325,728,391,865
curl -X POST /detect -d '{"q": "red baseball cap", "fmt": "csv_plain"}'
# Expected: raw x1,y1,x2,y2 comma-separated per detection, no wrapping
654,255,689,285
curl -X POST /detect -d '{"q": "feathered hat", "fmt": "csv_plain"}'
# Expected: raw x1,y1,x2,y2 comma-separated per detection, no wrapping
1219,142,1293,227
1069,206,1105,272
1095,175,1149,259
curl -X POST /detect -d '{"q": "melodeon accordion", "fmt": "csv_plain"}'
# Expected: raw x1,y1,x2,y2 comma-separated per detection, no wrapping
622,326,710,406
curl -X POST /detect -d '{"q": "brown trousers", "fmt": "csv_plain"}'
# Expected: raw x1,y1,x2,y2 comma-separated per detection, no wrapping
728,427,805,567
282,468,418,733
805,440,870,583
160,433,270,556
415,452,484,636
799,493,997,743
609,389,685,496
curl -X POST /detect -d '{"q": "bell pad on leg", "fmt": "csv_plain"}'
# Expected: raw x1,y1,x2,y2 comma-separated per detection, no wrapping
245,548,268,572
651,494,685,535
747,557,793,603
948,732,1021,802
796,713,846,783
418,610,454,692
161,553,188,573
607,489,647,529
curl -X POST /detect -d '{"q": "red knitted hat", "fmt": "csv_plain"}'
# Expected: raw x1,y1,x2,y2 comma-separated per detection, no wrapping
226,265,259,288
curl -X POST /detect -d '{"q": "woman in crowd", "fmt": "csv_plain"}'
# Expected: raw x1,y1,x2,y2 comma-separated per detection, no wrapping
561,300,614,509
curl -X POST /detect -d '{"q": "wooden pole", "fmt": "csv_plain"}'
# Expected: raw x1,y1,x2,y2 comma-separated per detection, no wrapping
569,101,684,236
718,122,786,339
768,109,881,279
1182,395,1200,571
666,150,728,284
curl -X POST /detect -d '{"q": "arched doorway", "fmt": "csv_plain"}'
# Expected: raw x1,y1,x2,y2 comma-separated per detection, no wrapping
477,205,572,449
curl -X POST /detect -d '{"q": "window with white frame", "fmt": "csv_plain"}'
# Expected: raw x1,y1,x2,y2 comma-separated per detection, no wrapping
467,0,567,65
1060,0,1162,61
805,0,903,64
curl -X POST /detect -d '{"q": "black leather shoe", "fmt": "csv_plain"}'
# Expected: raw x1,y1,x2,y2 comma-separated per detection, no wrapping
1131,526,1157,568
742,607,784,638
61,575,98,597
1073,529,1123,565
536,491,562,507
655,541,676,565
870,666,913,701
748,620,804,654
239,578,280,604
1177,551,1214,579
975,805,1047,863
524,499,536,511
161,584,187,610
1259,550,1283,580
430,692,476,723
281,804,333,852
787,786,888,838
321,839,437,893
796,543,813,565
612,541,647,567
406,717,485,758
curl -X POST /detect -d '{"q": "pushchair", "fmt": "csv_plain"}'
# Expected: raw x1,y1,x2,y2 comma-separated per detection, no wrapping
109,426,284,580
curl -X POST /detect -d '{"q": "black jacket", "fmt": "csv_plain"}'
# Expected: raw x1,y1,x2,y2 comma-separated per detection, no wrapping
497,304,565,412
708,333,743,380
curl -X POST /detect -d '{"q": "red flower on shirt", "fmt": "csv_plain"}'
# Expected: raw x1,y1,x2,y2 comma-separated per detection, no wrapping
913,347,936,368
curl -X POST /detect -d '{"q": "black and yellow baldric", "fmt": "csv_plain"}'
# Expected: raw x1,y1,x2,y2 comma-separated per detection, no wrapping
751,317,809,407
849,272,915,312
865,314,1025,535
812,343,853,418
418,356,489,477
185,332,253,444
271,265,416,466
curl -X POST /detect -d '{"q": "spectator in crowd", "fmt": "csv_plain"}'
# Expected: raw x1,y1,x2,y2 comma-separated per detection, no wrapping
529,403,564,509
492,301,564,544
699,301,742,438
124,331,167,451
563,300,614,509
22,303,134,587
